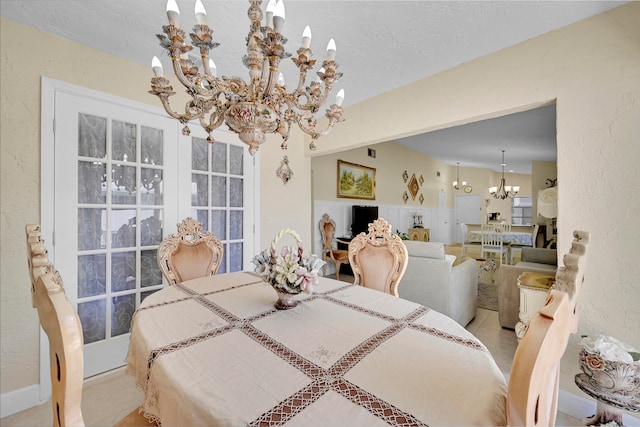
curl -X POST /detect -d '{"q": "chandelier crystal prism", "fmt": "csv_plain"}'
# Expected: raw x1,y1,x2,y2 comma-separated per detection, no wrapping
488,150,520,199
150,0,345,155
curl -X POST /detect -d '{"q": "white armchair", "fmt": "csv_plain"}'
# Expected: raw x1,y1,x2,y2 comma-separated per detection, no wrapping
398,241,479,326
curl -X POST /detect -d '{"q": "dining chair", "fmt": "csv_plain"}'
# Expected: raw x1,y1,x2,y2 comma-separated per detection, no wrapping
507,230,589,426
25,225,156,427
348,217,408,296
481,224,509,265
460,223,481,259
318,213,351,280
157,216,224,285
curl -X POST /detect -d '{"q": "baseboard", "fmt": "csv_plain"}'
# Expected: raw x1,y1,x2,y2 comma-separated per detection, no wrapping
0,384,41,418
558,389,640,425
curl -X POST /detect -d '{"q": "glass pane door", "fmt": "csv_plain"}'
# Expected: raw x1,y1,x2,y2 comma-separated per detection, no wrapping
55,92,177,377
186,129,255,273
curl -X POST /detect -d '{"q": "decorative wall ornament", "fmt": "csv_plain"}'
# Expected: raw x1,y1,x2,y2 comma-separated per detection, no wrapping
337,160,376,199
419,175,424,186
402,170,409,183
408,174,419,200
402,191,409,204
419,194,424,205
276,155,294,185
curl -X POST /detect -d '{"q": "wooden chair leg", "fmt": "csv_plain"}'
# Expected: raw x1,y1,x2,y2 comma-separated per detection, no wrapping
335,262,341,280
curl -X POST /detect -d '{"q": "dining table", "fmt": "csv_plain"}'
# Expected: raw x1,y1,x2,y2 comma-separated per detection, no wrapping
126,271,508,426
468,230,534,247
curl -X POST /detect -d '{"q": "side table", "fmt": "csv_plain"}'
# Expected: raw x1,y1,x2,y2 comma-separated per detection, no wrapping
514,271,555,341
575,372,639,426
409,227,430,242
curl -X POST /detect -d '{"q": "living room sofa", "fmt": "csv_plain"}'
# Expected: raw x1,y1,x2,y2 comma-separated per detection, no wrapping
398,241,478,326
498,247,558,329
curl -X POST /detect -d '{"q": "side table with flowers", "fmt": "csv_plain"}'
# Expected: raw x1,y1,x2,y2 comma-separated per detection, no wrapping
576,335,640,426
252,229,325,310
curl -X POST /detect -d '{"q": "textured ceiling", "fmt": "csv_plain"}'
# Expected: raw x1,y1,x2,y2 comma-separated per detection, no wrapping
1,0,628,172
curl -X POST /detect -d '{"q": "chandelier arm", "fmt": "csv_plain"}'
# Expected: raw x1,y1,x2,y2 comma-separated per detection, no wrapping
294,103,344,148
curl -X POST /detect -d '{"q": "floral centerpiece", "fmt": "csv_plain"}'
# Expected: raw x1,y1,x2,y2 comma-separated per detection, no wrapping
252,229,325,309
577,335,640,412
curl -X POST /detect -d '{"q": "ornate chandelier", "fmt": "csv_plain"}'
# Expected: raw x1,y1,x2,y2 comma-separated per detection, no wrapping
149,0,345,155
452,162,471,192
488,150,520,199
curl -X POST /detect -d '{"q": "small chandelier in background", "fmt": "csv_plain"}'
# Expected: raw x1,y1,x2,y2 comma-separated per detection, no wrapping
150,0,345,155
489,150,520,199
452,162,471,192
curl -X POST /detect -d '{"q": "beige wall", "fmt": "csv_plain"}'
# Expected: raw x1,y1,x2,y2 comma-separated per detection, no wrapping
312,141,452,207
310,1,640,358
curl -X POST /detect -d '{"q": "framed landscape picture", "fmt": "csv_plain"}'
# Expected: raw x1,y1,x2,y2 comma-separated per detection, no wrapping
337,160,376,200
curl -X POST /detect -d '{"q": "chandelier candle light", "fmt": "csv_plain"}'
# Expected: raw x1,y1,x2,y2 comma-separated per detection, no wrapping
489,150,520,199
150,0,345,155
453,162,471,192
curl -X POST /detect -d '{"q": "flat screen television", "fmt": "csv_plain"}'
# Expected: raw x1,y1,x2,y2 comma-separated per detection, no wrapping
351,205,378,236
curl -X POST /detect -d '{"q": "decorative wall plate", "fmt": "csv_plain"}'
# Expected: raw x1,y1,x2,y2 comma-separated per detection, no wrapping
408,174,419,200
419,175,424,186
276,155,293,184
402,191,409,204
402,170,409,183
419,193,424,205
464,185,472,193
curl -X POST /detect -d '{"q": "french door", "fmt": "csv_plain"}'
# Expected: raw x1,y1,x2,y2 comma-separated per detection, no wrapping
43,79,257,379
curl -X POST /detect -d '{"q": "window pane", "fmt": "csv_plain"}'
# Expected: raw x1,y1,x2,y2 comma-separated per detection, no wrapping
112,164,137,204
230,144,243,175
78,299,106,344
112,120,136,162
78,208,107,250
111,294,136,337
112,209,137,248
211,176,227,207
140,168,163,205
78,161,106,204
192,173,209,206
192,137,208,171
141,249,162,287
211,142,227,173
230,177,243,207
78,254,106,297
140,210,163,246
229,242,243,272
111,251,136,292
141,126,163,166
211,210,226,239
230,210,243,240
78,113,106,158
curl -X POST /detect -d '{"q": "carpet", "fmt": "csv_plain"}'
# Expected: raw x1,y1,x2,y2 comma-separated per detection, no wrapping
477,281,498,311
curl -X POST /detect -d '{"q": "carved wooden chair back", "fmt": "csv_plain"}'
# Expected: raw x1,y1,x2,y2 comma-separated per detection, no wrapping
318,213,350,280
25,224,157,427
158,217,224,285
348,218,408,296
507,230,589,426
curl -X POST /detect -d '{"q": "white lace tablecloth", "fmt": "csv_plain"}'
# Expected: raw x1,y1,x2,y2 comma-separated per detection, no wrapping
127,272,507,426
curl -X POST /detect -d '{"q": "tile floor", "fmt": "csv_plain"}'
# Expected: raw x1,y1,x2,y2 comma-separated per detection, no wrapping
1,300,584,427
